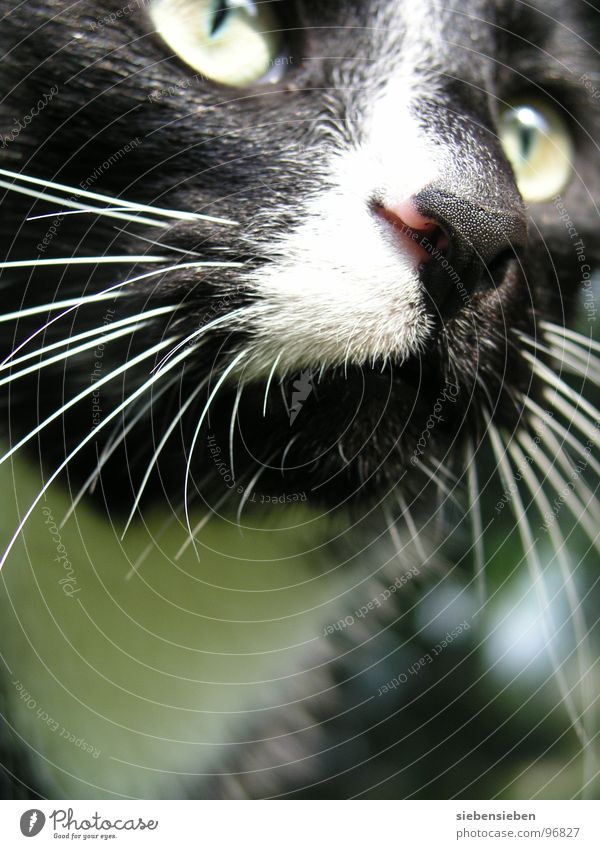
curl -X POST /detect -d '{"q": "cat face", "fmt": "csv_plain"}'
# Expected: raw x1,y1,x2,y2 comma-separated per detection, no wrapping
1,1,599,511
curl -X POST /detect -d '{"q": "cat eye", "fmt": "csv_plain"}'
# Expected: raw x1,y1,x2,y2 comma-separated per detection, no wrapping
149,0,283,87
498,100,574,203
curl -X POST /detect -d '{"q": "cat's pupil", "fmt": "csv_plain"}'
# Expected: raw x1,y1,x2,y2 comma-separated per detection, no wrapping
518,125,536,161
209,0,230,37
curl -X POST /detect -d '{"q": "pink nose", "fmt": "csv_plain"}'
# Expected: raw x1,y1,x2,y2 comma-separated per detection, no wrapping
373,199,449,264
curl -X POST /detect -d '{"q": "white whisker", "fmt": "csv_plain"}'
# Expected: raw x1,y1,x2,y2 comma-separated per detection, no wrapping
229,381,244,483
0,178,166,228
0,255,167,270
0,336,176,466
263,351,283,417
529,420,600,526
524,351,600,426
486,417,589,752
25,206,165,227
543,389,600,449
525,397,600,480
520,428,600,553
183,350,248,545
113,228,204,258
2,260,239,366
466,442,486,611
0,323,145,388
60,377,177,527
509,435,596,784
396,493,428,562
236,458,272,525
2,305,178,371
152,307,250,374
539,320,600,356
518,332,600,386
0,166,236,225
0,338,199,572
543,329,600,366
175,487,233,561
0,292,126,324
122,378,208,538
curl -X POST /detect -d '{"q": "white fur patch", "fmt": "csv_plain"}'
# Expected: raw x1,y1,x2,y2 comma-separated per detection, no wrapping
239,20,445,379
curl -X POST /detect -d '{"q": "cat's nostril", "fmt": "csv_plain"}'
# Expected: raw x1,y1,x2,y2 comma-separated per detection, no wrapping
372,199,450,265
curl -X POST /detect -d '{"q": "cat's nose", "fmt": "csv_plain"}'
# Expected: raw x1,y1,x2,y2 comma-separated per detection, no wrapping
373,190,528,315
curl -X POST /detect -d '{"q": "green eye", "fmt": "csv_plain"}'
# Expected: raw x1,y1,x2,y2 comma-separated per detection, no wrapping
150,0,283,87
498,100,574,202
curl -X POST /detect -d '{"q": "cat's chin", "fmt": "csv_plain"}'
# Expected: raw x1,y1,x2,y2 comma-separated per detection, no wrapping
183,357,467,515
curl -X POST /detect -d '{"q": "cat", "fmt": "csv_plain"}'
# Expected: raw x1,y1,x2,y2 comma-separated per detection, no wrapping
0,0,599,799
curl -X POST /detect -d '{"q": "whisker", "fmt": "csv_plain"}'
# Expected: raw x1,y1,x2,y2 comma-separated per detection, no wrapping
229,381,244,483
2,305,178,371
2,260,239,366
0,336,177,466
0,323,145,388
518,332,600,386
236,457,274,525
0,255,167,270
0,166,236,225
509,435,596,784
112,228,204,258
122,377,208,538
60,377,177,527
418,456,461,508
262,351,283,417
466,442,486,611
539,320,600,356
152,306,250,374
396,492,428,562
486,417,589,751
183,349,248,546
525,396,600,480
542,328,600,365
524,351,600,426
0,179,165,228
175,486,233,561
0,291,126,324
27,207,155,222
543,389,600,449
24,206,165,228
519,428,600,553
0,338,200,572
529,419,600,526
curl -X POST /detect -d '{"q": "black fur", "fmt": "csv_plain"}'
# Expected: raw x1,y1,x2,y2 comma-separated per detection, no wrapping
0,0,599,799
